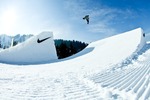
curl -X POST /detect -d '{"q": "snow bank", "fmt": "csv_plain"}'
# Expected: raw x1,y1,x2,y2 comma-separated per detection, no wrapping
0,32,57,64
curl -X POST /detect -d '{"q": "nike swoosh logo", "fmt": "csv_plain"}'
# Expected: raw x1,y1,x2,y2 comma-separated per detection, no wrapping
37,36,51,43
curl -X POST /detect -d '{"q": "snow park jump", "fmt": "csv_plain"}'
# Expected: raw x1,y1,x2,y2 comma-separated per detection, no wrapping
0,28,149,100
0,32,57,64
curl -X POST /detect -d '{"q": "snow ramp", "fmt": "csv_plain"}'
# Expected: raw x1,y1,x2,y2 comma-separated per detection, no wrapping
0,32,57,64
65,28,146,71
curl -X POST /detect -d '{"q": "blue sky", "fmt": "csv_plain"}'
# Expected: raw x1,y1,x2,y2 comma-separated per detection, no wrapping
0,0,149,43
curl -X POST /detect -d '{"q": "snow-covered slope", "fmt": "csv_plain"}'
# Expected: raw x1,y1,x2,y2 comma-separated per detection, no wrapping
0,32,57,64
0,28,149,100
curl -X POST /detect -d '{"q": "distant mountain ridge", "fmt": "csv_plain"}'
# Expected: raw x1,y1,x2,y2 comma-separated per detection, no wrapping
0,34,33,49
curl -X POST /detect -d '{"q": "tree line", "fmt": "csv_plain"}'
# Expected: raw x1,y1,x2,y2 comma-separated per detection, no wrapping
54,39,88,59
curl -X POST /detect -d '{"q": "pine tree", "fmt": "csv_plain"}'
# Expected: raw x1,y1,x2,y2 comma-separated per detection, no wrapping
69,43,77,55
54,39,88,59
13,41,18,46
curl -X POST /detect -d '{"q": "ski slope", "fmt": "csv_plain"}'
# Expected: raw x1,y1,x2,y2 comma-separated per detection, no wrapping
0,28,149,100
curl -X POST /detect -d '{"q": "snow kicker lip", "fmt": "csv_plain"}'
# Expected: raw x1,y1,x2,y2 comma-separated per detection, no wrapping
37,36,51,43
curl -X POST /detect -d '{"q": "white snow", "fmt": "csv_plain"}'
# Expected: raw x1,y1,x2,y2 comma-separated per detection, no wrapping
0,32,57,64
0,28,149,100
145,33,150,43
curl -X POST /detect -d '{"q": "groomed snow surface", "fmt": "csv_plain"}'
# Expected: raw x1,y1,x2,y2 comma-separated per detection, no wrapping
0,28,149,100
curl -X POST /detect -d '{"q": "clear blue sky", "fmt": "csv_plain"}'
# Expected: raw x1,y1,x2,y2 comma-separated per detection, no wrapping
0,0,149,43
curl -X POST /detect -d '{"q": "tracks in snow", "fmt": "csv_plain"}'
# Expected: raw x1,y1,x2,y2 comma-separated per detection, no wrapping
0,59,149,100
0,45,150,100
86,57,150,100
0,61,149,100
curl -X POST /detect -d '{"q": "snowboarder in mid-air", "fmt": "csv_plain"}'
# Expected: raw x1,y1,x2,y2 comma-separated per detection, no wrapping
83,15,89,24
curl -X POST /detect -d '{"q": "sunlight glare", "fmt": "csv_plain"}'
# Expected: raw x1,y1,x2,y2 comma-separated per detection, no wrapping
1,9,17,33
